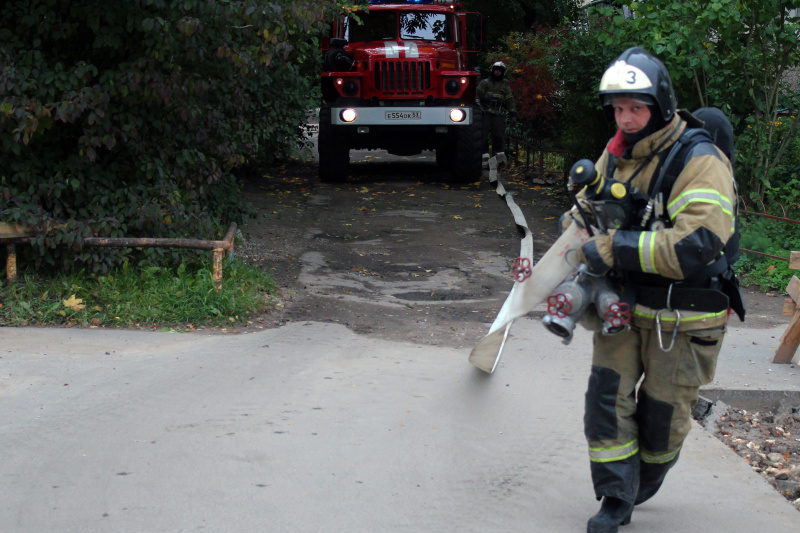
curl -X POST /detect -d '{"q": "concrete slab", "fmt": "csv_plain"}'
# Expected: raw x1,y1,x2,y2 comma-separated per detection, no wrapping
0,320,797,531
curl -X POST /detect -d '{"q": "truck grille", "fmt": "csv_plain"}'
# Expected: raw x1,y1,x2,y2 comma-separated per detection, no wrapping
374,60,431,94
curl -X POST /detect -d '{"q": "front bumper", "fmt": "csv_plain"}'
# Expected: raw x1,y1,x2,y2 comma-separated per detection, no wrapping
331,106,473,126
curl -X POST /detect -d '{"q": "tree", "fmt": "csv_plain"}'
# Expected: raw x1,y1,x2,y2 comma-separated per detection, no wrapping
0,0,349,272
485,29,562,143
593,0,800,197
464,0,581,49
552,19,621,160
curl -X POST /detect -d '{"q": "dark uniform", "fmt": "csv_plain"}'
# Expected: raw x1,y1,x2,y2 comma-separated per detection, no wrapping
476,62,516,156
563,48,739,533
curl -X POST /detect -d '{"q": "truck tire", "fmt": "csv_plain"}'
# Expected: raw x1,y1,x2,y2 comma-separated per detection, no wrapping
318,104,350,183
451,107,483,183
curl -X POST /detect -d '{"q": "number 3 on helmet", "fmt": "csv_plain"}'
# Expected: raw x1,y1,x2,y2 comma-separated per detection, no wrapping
598,47,677,122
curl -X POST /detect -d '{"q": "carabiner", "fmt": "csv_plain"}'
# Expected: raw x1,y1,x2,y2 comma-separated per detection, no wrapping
656,308,681,352
656,283,680,352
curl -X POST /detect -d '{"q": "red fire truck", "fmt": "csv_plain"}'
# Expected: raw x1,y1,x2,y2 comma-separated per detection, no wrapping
319,0,485,183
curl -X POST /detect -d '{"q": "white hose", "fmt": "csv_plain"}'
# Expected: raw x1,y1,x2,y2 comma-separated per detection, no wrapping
468,156,590,373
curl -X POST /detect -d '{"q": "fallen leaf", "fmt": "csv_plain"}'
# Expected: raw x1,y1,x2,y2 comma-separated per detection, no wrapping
62,294,85,311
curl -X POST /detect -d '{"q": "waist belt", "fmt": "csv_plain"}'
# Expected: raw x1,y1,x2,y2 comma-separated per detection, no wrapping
635,285,729,313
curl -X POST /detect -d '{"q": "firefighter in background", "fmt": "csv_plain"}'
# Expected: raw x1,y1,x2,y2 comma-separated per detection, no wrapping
477,61,516,156
560,48,739,532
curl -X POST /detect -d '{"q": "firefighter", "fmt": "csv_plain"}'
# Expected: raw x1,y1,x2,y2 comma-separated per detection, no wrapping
561,47,738,533
477,61,516,156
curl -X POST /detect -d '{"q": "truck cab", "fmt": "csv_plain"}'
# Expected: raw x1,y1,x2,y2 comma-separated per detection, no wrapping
318,0,484,183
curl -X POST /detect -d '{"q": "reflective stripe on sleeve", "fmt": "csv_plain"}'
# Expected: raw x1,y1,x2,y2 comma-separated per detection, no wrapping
667,189,733,220
638,231,659,274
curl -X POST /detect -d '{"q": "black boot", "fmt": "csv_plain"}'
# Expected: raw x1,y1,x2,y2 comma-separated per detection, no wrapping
635,455,679,505
587,497,633,533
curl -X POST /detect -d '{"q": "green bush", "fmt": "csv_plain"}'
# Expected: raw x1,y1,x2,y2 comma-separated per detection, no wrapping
736,215,800,291
0,0,347,273
735,114,800,291
553,14,624,161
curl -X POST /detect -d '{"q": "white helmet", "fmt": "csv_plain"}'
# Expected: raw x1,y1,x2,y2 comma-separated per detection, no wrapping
598,47,677,121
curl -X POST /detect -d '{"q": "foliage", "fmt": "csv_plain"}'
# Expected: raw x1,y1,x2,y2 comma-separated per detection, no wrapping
590,0,800,199
736,126,800,291
547,13,628,160
0,257,277,328
0,0,349,273
736,215,800,292
476,8,618,157
485,29,560,141
464,0,581,49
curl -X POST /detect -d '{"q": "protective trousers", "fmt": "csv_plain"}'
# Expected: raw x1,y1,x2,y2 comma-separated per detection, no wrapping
482,113,507,155
584,324,725,503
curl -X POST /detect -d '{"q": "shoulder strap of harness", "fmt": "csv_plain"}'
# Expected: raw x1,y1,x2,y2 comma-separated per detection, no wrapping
649,127,742,283
647,128,713,198
605,153,616,181
634,125,745,320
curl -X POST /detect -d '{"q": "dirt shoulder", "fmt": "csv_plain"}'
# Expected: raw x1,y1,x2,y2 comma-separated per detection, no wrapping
238,154,791,345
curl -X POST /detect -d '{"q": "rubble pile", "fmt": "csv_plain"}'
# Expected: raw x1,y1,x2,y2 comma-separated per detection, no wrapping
696,397,800,511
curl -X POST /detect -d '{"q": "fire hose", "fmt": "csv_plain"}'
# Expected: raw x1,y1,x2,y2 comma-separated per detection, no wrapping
468,157,631,373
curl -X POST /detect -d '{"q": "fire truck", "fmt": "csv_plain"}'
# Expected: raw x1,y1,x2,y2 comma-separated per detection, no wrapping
319,0,486,183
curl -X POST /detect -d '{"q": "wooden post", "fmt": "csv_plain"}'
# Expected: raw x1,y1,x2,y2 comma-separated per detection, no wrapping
6,243,17,283
773,270,800,364
212,248,223,292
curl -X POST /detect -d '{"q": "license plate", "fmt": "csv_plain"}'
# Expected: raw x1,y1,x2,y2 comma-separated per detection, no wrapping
385,111,421,120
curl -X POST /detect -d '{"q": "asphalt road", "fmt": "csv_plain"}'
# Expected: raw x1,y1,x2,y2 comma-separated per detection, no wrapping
2,319,798,532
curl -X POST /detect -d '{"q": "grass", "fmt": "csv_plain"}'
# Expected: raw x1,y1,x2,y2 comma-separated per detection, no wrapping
736,214,800,292
0,258,278,330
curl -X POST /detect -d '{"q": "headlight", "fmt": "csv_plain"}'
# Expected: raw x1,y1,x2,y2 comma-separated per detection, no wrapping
449,108,466,122
340,108,357,122
444,77,468,96
336,78,358,96
343,81,358,96
445,80,459,95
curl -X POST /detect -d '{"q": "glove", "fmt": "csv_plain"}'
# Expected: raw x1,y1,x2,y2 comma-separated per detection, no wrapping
576,231,615,276
559,199,595,234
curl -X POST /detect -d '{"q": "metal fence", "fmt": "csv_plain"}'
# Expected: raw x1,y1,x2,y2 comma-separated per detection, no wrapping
506,128,572,182
739,198,800,262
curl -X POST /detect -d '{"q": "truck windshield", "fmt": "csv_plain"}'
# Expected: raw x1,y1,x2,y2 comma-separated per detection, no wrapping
400,12,451,42
346,12,397,42
345,11,451,43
